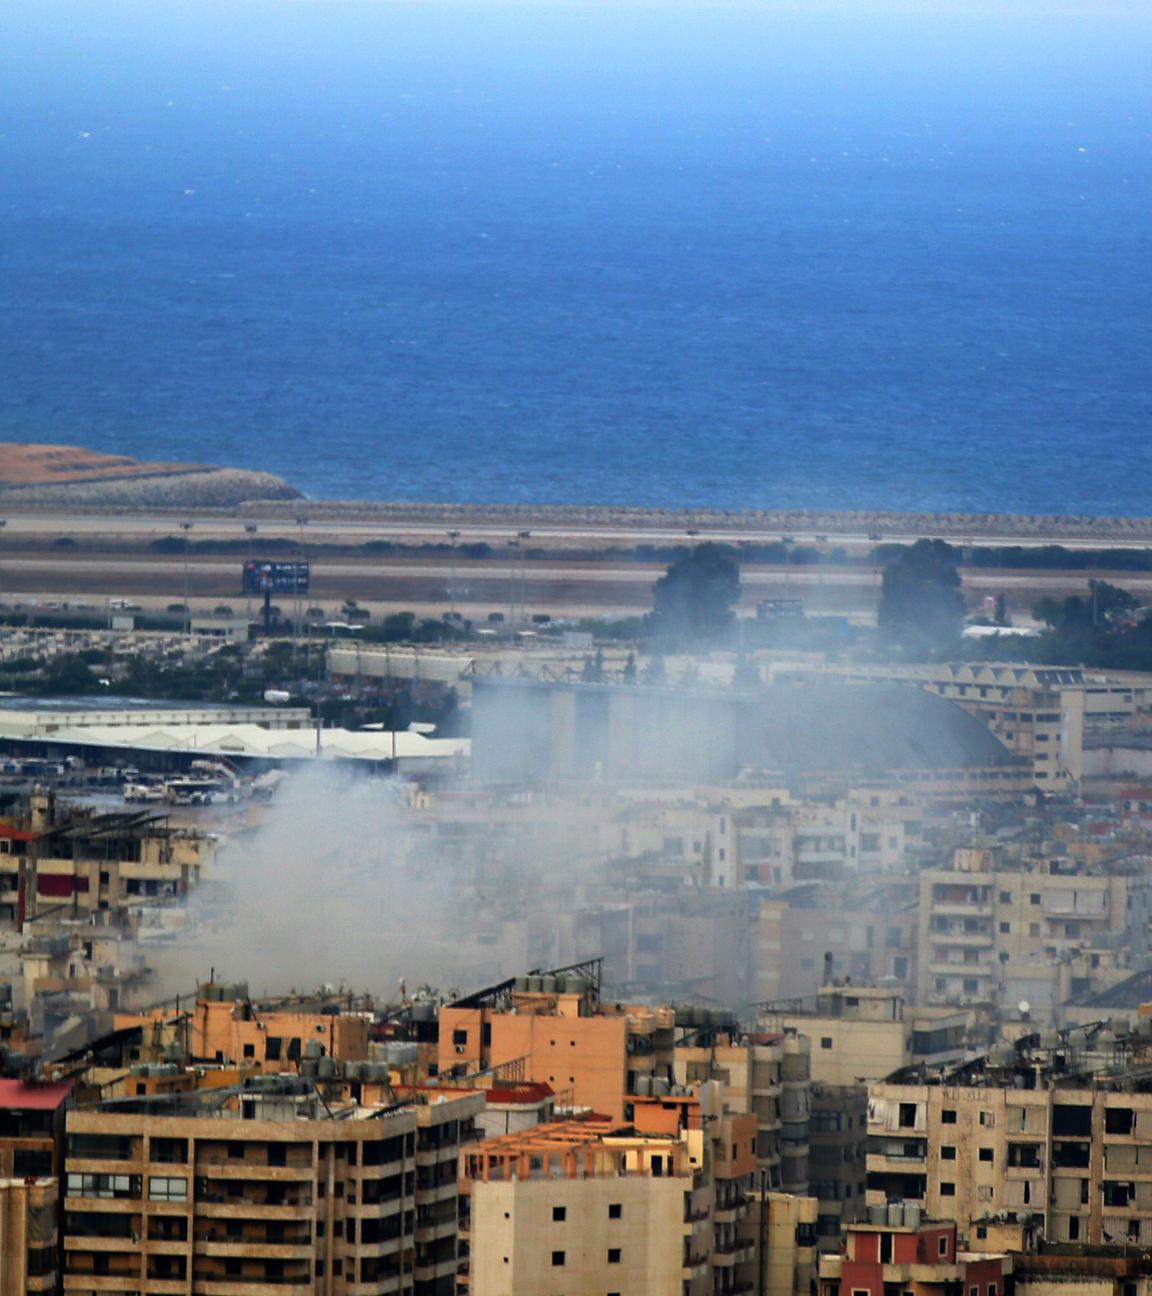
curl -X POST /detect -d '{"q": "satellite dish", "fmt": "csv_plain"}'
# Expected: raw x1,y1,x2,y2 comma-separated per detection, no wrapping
1018,1000,1031,1016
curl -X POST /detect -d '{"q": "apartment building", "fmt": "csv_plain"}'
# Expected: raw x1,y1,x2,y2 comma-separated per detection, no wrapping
817,1210,1010,1296
0,1175,58,1295
392,1088,485,1296
460,1100,764,1296
757,881,919,1002
63,1080,419,1295
0,1077,73,1182
865,1022,1152,1247
114,982,373,1070
672,1028,812,1195
0,794,215,927
436,964,672,1123
761,984,968,1087
736,789,925,887
917,847,1152,1017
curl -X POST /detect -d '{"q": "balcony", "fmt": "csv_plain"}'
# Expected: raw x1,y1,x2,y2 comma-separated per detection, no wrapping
930,900,992,918
193,1240,313,1261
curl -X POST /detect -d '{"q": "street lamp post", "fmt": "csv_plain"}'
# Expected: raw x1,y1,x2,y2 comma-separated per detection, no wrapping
447,530,461,618
0,519,7,621
179,521,193,636
294,514,308,657
506,541,519,624
517,530,531,624
244,523,258,620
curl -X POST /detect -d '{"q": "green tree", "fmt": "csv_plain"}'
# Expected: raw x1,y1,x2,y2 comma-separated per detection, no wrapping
877,539,965,659
649,544,741,647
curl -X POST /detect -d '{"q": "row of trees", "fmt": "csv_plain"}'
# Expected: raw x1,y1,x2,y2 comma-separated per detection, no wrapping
648,539,1152,670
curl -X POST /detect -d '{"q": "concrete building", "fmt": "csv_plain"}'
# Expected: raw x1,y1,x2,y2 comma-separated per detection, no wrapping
114,981,373,1072
817,1210,1010,1296
756,883,919,1002
772,660,1117,791
917,846,1152,1017
0,1175,58,1296
761,984,969,1086
436,964,673,1124
0,794,216,929
460,1098,767,1296
63,1080,419,1295
865,1022,1152,1246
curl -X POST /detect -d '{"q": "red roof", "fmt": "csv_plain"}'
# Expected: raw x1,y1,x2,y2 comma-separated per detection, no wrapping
485,1082,555,1105
0,1079,73,1110
0,827,39,842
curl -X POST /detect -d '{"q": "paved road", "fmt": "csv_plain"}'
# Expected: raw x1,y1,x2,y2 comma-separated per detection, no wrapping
0,550,1140,623
1,506,1151,552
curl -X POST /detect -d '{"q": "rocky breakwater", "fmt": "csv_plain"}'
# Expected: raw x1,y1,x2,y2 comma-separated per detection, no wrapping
0,443,301,507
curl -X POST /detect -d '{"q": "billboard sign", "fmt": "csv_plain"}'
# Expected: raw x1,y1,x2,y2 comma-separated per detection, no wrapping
243,560,310,595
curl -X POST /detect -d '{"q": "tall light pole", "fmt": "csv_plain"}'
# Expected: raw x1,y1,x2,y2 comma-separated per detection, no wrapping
179,521,193,636
0,520,7,621
294,514,308,657
447,530,461,619
506,540,519,625
244,523,258,620
517,530,531,624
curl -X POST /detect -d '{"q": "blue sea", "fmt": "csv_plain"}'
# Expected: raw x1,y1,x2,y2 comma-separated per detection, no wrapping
1,0,1150,514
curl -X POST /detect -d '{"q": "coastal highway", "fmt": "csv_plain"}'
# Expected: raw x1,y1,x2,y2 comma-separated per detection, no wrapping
0,506,1151,553
0,550,1144,623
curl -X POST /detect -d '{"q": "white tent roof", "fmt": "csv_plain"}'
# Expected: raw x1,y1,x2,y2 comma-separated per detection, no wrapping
5,721,468,764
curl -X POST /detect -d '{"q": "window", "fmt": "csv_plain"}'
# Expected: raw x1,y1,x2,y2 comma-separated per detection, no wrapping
898,1103,917,1129
148,1176,187,1202
1106,1108,1135,1135
552,1206,566,1222
999,922,1010,933
66,1172,139,1199
941,1182,955,1196
938,1236,948,1256
941,1146,956,1161
607,1248,621,1264
941,1109,957,1125
243,1042,255,1058
979,1148,994,1163
999,890,1011,903
265,1036,282,1061
1030,893,1041,905
551,1251,565,1266
821,1037,833,1050
453,1029,468,1045
608,1203,622,1219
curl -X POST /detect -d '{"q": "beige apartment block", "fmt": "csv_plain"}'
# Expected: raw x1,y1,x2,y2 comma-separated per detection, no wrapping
463,1123,712,1296
866,1028,1152,1247
736,790,924,887
762,984,969,1086
918,848,1151,1015
0,793,216,928
461,1108,766,1296
0,1175,58,1295
672,1032,811,1195
63,1089,418,1295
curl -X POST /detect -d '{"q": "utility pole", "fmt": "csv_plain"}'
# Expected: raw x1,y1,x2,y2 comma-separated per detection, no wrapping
179,521,193,636
447,529,461,618
294,514,308,659
0,519,7,623
517,529,531,624
507,540,519,625
244,523,258,621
